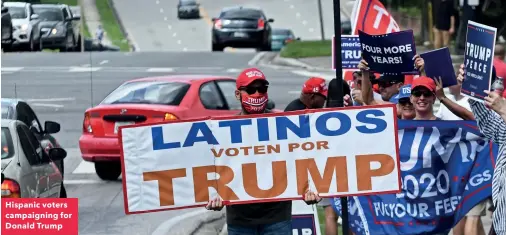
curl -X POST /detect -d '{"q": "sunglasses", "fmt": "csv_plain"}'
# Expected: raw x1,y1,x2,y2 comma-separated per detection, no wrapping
398,98,411,105
240,86,268,95
411,90,434,97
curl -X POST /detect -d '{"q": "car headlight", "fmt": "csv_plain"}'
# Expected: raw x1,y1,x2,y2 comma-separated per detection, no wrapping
51,26,65,35
20,24,28,31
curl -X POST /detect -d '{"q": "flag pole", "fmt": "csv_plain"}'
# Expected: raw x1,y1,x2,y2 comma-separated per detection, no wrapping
327,0,350,233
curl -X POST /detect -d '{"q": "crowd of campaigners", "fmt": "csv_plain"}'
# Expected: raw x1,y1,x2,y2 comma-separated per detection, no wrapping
202,44,506,235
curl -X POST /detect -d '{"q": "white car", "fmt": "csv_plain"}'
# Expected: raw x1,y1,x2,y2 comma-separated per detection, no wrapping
4,2,42,51
1,119,67,199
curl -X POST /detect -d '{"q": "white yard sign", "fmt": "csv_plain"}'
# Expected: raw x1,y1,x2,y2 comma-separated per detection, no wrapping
119,105,401,214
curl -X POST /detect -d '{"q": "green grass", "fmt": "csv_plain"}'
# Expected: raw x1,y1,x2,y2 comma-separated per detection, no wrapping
317,206,343,235
280,40,332,58
95,0,130,51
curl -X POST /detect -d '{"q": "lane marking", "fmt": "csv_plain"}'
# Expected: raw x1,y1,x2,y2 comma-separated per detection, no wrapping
146,68,175,72
290,5,294,9
168,25,172,30
68,67,101,72
72,161,96,174
1,67,24,72
26,97,75,102
156,0,159,4
187,67,222,70
164,17,168,21
151,209,211,235
172,32,177,37
296,12,301,18
30,103,64,108
183,47,188,51
309,28,314,32
177,40,182,44
226,68,241,73
302,20,307,25
99,60,109,65
288,91,300,94
160,8,164,13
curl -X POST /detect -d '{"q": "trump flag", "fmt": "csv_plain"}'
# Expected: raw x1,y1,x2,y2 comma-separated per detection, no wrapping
351,0,401,35
333,120,498,235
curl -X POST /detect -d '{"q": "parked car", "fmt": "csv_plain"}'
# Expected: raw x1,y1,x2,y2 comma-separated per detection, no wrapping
1,119,67,198
271,28,300,51
1,99,64,180
211,6,274,51
79,75,277,180
4,2,42,51
1,3,13,52
33,4,81,51
177,0,200,19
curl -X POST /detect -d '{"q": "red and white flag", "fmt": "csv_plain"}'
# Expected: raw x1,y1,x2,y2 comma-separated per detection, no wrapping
350,0,401,35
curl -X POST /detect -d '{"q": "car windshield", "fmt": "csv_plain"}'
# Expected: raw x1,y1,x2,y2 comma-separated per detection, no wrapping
180,0,197,6
272,29,292,36
220,9,262,19
100,81,190,105
7,6,27,19
32,7,63,21
1,127,14,159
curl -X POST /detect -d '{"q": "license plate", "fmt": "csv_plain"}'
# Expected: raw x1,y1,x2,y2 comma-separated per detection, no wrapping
233,32,248,38
114,122,134,134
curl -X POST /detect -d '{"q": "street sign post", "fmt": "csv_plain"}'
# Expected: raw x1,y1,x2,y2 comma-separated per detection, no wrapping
326,0,350,234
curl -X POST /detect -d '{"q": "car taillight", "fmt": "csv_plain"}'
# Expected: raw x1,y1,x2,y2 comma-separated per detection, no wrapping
257,19,265,30
83,112,93,133
2,179,20,198
214,19,222,29
164,113,178,121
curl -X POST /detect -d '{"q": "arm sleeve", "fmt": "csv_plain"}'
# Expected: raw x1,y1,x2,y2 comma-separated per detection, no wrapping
469,99,506,145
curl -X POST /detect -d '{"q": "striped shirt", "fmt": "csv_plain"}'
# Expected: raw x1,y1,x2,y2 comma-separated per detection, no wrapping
469,100,506,234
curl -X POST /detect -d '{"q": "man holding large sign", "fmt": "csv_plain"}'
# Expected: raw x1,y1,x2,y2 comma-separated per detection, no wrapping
461,21,497,101
119,68,402,234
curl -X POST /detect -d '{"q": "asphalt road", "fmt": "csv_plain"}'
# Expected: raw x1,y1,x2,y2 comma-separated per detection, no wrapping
1,52,312,235
112,0,341,52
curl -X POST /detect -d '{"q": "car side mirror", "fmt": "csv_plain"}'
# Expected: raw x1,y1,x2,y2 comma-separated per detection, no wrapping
48,148,67,161
1,7,8,13
30,14,39,20
268,18,274,23
267,99,275,110
296,37,301,40
44,121,60,134
72,15,80,20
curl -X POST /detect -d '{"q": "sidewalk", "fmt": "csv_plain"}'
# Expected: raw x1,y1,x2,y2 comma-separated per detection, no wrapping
80,0,112,46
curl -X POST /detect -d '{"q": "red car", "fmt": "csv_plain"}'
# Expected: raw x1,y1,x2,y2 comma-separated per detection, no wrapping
79,75,278,181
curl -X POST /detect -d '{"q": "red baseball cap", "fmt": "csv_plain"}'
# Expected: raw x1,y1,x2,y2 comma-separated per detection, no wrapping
236,68,268,89
302,77,328,97
411,76,436,93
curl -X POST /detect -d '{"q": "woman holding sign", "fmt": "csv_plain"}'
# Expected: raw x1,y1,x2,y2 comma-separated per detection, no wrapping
458,65,506,235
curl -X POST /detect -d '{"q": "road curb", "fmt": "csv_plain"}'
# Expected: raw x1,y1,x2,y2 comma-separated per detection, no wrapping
107,0,136,51
271,54,314,70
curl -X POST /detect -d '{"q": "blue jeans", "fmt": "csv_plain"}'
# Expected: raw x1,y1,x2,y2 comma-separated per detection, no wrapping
227,220,292,235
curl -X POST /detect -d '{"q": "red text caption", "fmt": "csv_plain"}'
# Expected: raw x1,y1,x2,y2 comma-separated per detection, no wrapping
2,198,78,235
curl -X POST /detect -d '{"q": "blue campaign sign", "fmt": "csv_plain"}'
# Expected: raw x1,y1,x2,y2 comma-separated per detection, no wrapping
420,47,457,88
462,21,497,101
358,30,418,75
332,120,498,235
333,35,361,70
292,214,318,235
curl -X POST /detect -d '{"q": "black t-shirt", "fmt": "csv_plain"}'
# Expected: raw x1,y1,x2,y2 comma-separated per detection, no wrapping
226,109,292,226
432,0,456,30
284,99,307,111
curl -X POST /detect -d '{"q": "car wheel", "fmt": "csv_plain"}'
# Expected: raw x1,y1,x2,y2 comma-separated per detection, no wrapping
59,184,67,198
95,162,121,181
212,43,223,51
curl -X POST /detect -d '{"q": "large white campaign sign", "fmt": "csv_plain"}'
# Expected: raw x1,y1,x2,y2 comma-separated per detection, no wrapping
120,105,401,214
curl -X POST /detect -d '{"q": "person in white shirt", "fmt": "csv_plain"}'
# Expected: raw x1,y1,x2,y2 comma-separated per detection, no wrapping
433,74,487,235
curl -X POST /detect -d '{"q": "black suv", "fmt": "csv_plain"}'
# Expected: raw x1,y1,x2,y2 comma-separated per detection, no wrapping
177,0,200,19
211,6,274,51
33,4,81,51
